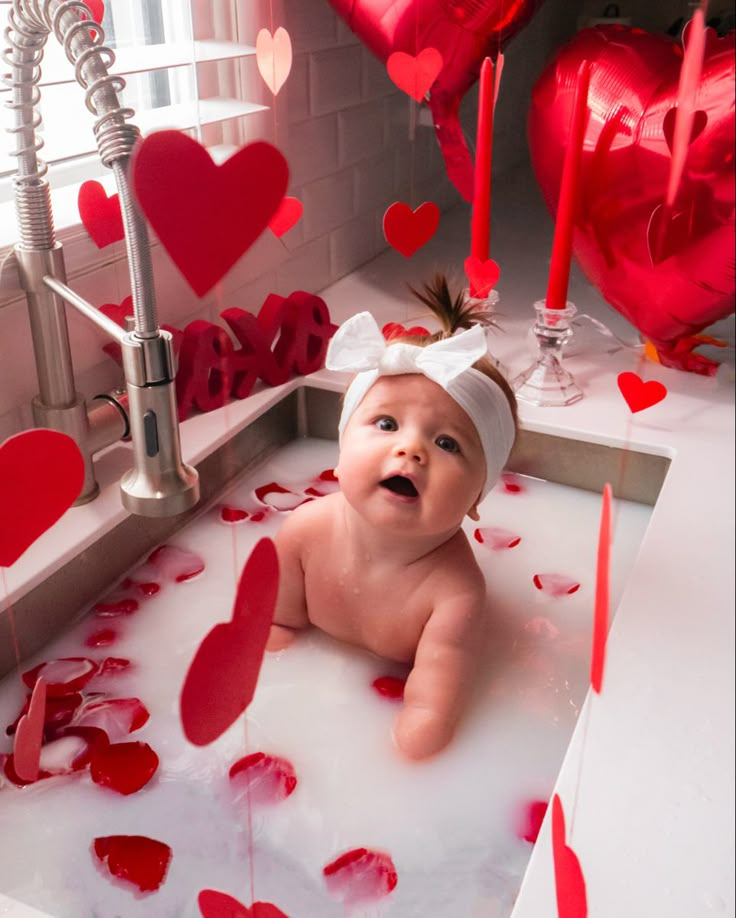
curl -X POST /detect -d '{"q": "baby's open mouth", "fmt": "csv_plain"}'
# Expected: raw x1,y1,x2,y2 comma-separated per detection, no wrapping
380,475,419,498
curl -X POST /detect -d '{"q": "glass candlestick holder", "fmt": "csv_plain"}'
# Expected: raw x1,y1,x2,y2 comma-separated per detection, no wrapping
462,287,508,377
511,300,583,406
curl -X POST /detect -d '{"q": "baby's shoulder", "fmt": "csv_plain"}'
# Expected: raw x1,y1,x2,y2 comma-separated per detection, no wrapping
276,491,341,544
426,532,485,597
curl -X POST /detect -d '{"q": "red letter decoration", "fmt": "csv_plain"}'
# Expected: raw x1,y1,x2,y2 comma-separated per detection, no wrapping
257,290,338,377
175,320,241,420
131,132,289,298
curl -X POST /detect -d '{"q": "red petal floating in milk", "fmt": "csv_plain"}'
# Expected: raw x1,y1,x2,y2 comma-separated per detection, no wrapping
254,481,309,511
198,890,290,918
473,527,521,550
319,469,337,481
73,697,149,740
22,658,99,696
229,752,297,804
6,691,83,737
90,740,159,795
4,726,107,785
93,834,172,893
95,596,140,617
371,676,406,700
221,505,249,523
97,657,132,677
500,473,525,494
249,510,269,523
533,574,581,596
517,799,549,843
323,848,398,905
85,628,118,648
523,617,560,639
148,544,205,582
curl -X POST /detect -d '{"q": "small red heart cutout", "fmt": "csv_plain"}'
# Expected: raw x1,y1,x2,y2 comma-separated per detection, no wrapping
78,180,124,248
617,371,667,413
180,538,278,745
0,430,85,568
99,295,133,328
383,201,440,257
269,196,303,237
464,255,500,298
551,794,588,918
662,106,707,154
198,890,289,918
13,676,46,782
386,48,443,101
132,133,289,298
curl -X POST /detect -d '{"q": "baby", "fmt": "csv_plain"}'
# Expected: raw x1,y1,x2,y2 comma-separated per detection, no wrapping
269,299,518,761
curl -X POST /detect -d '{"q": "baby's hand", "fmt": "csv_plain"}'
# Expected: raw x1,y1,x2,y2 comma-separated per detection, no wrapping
391,595,482,761
266,623,298,652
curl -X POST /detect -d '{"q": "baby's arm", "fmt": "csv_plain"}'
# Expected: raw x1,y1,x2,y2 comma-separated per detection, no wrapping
393,590,484,760
268,510,311,651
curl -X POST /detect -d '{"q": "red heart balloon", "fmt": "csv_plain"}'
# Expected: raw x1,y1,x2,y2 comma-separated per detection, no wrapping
325,0,549,200
0,430,85,568
383,201,440,257
529,25,735,376
132,132,289,298
180,538,278,746
78,180,125,248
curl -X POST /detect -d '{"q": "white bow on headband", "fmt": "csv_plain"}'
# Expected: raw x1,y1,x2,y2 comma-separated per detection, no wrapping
325,311,489,387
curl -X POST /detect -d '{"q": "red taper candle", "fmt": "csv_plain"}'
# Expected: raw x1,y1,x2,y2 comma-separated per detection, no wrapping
544,60,591,309
470,57,493,262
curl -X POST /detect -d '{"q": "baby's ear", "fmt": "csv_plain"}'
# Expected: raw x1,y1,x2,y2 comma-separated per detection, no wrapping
467,501,480,522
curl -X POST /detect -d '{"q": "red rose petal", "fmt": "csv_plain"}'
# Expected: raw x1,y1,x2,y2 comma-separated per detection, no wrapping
22,658,99,696
532,573,581,596
93,834,172,893
4,725,107,786
319,469,337,482
72,697,149,740
500,473,525,494
249,510,269,523
473,527,521,550
85,628,118,648
323,847,398,905
6,691,83,738
228,752,297,805
371,676,406,700
254,481,309,511
97,657,132,677
517,799,548,843
221,505,249,523
90,740,159,795
148,544,205,583
198,890,290,918
94,596,140,617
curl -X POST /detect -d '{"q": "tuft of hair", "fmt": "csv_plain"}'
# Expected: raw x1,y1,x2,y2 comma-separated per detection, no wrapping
407,272,499,336
397,272,518,433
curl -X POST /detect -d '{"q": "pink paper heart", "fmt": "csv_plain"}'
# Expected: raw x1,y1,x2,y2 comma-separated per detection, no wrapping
386,48,443,102
551,794,588,918
131,132,289,298
0,430,85,568
198,890,289,918
78,180,125,248
383,201,439,257
269,196,303,237
256,27,293,95
180,539,278,745
13,676,46,782
590,483,611,694
617,371,667,413
464,255,500,298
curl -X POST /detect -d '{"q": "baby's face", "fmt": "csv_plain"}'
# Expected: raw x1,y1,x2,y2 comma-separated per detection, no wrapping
335,374,487,539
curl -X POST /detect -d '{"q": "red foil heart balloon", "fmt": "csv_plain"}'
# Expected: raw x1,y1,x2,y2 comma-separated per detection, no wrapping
529,25,735,376
325,0,548,201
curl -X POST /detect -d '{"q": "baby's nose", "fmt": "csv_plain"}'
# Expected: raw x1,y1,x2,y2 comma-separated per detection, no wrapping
392,438,426,463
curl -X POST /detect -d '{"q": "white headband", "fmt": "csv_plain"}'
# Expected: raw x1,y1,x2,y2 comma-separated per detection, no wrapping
325,312,516,499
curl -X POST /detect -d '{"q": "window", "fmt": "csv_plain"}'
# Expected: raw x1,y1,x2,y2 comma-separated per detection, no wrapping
0,0,268,245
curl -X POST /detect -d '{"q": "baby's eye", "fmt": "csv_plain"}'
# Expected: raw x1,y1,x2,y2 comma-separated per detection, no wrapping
436,435,460,453
375,416,398,431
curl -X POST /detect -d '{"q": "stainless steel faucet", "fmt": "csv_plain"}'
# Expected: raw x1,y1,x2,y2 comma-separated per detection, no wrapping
4,0,199,517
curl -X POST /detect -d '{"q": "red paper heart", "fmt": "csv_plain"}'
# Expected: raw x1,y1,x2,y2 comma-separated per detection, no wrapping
12,676,46,782
590,483,611,694
180,538,278,745
198,890,289,918
382,322,430,340
386,48,443,101
256,27,293,95
78,180,124,248
551,794,588,918
529,26,735,374
617,371,667,413
100,296,133,328
131,132,289,297
93,835,172,893
268,196,303,237
0,430,85,568
383,201,440,257
464,255,500,298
